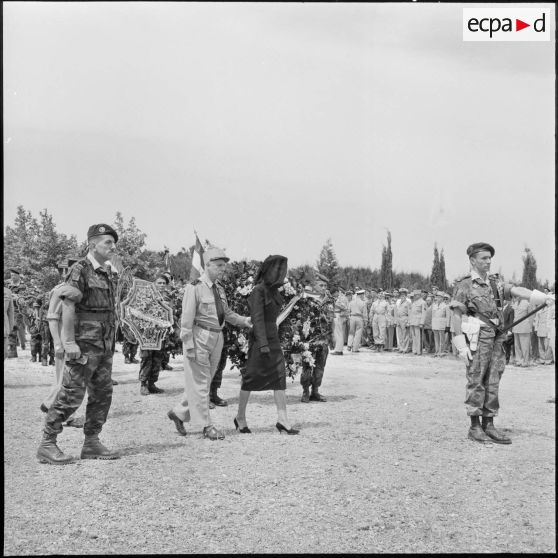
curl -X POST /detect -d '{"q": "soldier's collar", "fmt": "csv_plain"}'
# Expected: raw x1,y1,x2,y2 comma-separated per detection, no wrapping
87,253,116,273
470,270,489,284
200,272,215,289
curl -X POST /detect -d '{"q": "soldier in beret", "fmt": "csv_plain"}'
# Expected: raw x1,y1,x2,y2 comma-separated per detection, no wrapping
37,223,120,464
450,242,555,444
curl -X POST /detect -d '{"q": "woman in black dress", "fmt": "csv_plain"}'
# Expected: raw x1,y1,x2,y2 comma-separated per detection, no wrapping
234,255,299,435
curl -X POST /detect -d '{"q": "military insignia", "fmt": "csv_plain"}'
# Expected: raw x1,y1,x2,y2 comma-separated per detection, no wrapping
119,278,173,350
99,226,106,233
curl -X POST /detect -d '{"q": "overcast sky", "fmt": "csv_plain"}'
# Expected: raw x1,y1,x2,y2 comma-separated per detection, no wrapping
3,2,555,283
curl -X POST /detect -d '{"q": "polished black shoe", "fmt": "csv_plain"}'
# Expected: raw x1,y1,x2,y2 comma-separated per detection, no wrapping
210,392,228,407
309,392,327,402
276,422,300,435
167,410,187,436
482,419,512,445
124,358,131,364
162,364,173,371
112,379,119,386
148,383,165,394
208,400,216,409
234,417,252,434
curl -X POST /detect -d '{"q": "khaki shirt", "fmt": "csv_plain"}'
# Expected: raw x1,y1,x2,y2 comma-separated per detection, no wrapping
348,298,367,320
334,294,349,318
180,271,248,351
409,299,427,326
372,299,389,316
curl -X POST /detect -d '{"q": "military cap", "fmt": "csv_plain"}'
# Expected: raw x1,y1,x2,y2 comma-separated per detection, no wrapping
393,288,400,293
466,242,495,258
203,247,230,265
442,292,451,299
87,223,118,243
369,289,378,294
356,289,365,295
399,287,408,293
385,292,393,298
8,268,21,275
411,289,421,297
345,289,353,295
314,272,329,284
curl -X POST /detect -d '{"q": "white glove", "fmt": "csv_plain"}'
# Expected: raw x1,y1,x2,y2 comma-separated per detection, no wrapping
452,334,472,363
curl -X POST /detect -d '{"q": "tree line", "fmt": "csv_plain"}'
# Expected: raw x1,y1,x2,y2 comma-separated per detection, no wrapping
3,206,551,294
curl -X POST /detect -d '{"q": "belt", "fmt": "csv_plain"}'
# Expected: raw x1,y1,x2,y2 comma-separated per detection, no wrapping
194,322,222,333
350,314,363,318
75,312,114,321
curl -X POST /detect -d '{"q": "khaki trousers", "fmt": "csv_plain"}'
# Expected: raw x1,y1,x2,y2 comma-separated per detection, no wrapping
348,316,364,351
513,333,531,366
372,315,387,345
397,323,410,352
173,326,223,427
333,316,347,352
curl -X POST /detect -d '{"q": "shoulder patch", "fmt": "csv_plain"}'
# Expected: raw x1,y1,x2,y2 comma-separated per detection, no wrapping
455,273,471,283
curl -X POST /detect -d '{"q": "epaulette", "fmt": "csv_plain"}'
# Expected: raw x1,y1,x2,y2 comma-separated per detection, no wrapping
454,273,471,283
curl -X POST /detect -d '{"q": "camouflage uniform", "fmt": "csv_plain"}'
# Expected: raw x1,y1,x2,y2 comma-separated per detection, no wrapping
450,271,512,417
6,281,27,354
300,293,334,394
139,348,164,384
122,339,139,361
43,255,117,437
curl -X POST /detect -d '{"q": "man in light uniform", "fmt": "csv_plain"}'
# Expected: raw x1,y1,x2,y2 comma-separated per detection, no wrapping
450,242,554,444
167,247,251,440
409,290,426,355
385,292,396,351
347,289,367,352
395,288,411,353
372,290,389,352
331,289,350,355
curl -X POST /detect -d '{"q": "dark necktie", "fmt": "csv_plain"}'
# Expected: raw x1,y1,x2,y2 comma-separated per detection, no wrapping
212,283,225,326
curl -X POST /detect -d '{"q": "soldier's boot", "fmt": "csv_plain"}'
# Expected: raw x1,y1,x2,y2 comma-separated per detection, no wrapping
482,417,512,445
48,357,55,366
148,383,165,394
309,389,327,402
81,434,120,460
140,382,150,396
130,357,139,364
163,363,173,371
124,358,131,364
37,433,76,465
7,344,18,358
301,387,310,403
30,353,37,362
209,388,228,407
468,416,492,443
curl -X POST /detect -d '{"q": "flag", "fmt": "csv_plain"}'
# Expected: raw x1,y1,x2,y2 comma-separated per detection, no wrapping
190,232,205,281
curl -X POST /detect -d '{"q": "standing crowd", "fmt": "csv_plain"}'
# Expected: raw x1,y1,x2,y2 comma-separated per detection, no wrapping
3,224,555,463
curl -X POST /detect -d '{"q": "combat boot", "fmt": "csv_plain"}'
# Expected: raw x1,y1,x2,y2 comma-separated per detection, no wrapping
468,416,492,443
81,434,120,460
148,383,165,394
301,387,310,403
124,357,131,364
7,345,18,358
41,358,48,366
48,357,55,366
37,433,75,465
30,354,37,362
140,383,150,396
130,357,139,364
482,417,512,445
309,390,327,402
209,388,228,407
162,363,173,371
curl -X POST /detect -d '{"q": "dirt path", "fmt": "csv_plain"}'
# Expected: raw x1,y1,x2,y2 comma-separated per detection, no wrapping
4,346,555,554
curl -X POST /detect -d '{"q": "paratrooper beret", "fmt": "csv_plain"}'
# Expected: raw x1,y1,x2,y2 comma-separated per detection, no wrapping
87,223,119,243
466,242,495,258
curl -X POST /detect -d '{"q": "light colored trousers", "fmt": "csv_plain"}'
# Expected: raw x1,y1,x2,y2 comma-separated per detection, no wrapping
372,315,386,345
537,336,551,361
433,329,445,355
348,316,364,351
513,333,531,365
397,323,410,352
333,316,347,352
42,356,82,421
173,328,223,428
410,325,422,354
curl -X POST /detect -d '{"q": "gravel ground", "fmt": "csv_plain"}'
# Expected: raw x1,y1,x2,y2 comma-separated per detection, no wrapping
3,344,555,555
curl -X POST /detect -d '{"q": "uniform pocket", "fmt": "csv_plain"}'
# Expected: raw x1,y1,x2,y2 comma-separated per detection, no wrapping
193,326,210,348
195,348,210,367
76,320,104,350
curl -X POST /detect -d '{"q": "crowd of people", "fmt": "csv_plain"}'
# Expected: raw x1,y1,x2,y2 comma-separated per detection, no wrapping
3,224,556,463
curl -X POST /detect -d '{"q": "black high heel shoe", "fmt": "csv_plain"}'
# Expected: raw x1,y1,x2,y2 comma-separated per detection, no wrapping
234,417,252,434
276,422,299,435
